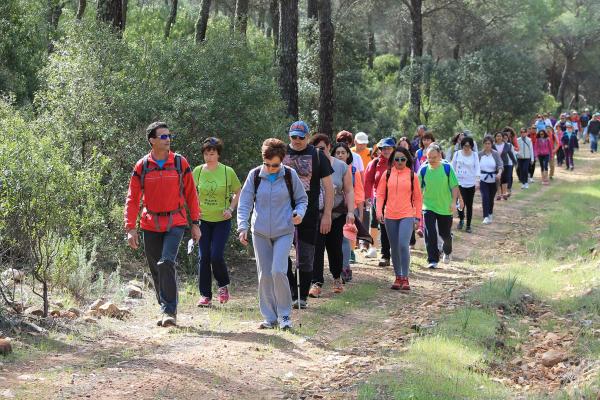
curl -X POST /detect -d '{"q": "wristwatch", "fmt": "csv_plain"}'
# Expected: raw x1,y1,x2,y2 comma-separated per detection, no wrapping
191,220,200,225
227,207,235,213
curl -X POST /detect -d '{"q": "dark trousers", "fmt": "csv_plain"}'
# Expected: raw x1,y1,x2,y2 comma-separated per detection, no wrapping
287,214,318,301
528,160,536,178
517,159,530,184
423,210,453,263
501,164,514,189
564,147,574,168
479,181,497,218
538,155,549,171
556,147,565,165
457,186,475,227
143,226,185,315
198,219,231,298
312,214,346,284
371,201,391,259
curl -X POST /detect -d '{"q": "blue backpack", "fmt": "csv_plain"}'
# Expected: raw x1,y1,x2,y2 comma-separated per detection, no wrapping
419,161,451,190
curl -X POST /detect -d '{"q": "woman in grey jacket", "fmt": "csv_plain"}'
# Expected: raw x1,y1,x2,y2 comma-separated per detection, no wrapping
237,139,308,330
478,136,503,225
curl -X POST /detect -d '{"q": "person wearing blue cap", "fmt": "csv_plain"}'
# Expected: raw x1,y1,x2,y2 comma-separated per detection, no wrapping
364,137,396,267
283,121,334,309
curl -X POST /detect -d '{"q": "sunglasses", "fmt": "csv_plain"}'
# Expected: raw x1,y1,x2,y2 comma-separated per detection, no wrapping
263,162,281,168
156,134,174,140
315,146,327,151
395,157,407,162
290,135,306,140
203,137,218,145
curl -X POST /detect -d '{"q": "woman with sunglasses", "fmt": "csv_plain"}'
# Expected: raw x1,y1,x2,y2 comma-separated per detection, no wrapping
192,137,242,307
376,147,422,290
451,136,479,233
237,139,308,330
332,142,364,283
308,134,355,296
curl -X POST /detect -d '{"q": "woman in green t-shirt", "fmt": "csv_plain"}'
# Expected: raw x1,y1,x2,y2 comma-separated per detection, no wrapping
192,137,241,307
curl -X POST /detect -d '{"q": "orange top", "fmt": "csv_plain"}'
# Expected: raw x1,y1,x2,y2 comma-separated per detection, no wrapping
354,169,365,208
375,167,422,220
352,146,372,177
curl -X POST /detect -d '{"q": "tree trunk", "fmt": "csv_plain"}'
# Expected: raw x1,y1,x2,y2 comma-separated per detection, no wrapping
452,43,459,60
258,7,266,31
407,0,423,125
47,0,64,52
318,0,334,137
122,0,128,30
278,0,299,119
307,0,318,19
367,9,375,69
164,0,178,38
76,0,86,19
97,0,124,31
270,0,279,49
42,279,49,318
195,0,212,43
556,55,573,110
234,0,249,37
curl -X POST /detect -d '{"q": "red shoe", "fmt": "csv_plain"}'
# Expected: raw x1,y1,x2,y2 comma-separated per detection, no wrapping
391,277,402,290
197,296,212,307
401,277,411,291
217,286,230,304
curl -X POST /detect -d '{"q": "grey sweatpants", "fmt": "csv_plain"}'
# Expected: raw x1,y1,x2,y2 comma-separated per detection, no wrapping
252,232,294,323
385,218,414,277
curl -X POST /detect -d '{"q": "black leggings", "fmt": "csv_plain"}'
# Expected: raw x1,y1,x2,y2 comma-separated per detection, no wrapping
312,214,346,284
457,186,475,227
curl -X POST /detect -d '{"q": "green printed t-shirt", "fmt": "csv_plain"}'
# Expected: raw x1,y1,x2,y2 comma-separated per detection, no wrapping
192,163,241,222
418,163,459,216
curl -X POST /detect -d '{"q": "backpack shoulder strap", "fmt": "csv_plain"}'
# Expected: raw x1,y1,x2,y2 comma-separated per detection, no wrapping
140,155,151,191
443,162,451,189
382,168,392,216
410,170,415,208
283,166,296,209
253,168,261,200
419,165,427,189
174,153,184,199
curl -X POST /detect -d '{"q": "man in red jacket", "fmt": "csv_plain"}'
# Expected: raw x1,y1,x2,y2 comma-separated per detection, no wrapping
124,121,201,327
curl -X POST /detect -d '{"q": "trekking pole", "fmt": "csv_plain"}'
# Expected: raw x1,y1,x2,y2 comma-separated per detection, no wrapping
293,215,302,328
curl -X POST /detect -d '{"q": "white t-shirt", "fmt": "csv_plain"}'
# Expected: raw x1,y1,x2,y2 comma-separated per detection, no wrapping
479,154,497,183
351,151,364,172
451,150,480,188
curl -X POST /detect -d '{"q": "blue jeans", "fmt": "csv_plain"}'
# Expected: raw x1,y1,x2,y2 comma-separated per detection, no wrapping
385,218,414,277
517,159,530,184
143,226,185,315
538,154,549,171
479,181,497,218
591,133,598,153
198,219,232,298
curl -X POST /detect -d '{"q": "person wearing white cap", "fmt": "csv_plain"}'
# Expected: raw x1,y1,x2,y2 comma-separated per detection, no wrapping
351,132,375,255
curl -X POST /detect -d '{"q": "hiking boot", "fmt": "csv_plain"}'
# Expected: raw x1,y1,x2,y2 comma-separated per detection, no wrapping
427,262,438,269
347,268,353,282
378,258,390,267
401,277,411,291
465,226,472,233
279,315,292,331
217,286,230,304
332,278,344,294
258,320,276,329
292,298,307,309
341,267,352,283
365,247,377,258
161,313,177,328
308,283,322,298
457,220,464,230
442,253,452,264
197,296,212,307
391,277,402,290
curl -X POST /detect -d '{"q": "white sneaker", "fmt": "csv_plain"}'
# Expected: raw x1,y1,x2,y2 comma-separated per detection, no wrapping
524,183,529,189
365,247,377,258
489,214,493,222
530,177,535,183
482,217,491,224
521,184,526,189
442,253,452,264
279,315,292,331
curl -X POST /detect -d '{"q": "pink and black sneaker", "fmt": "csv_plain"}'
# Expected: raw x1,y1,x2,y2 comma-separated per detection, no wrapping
197,296,212,307
217,286,230,304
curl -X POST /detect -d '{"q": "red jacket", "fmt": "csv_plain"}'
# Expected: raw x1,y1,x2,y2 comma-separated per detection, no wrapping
124,151,201,232
364,156,389,199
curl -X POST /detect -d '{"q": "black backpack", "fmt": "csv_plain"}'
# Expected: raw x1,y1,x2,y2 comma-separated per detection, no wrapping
253,166,296,209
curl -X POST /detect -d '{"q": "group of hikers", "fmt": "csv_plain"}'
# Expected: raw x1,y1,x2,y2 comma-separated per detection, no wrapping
124,110,600,330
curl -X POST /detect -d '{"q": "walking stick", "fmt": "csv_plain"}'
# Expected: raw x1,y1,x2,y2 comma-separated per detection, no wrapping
293,214,302,328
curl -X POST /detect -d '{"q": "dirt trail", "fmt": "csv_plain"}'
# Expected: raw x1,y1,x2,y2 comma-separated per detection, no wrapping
3,146,598,400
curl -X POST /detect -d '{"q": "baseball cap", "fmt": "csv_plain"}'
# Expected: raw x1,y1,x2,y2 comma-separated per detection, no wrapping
463,129,472,137
377,137,396,148
417,124,427,131
289,121,310,137
355,132,368,144
565,122,573,127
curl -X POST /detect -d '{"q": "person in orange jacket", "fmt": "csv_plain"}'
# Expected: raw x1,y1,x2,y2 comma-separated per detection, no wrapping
124,121,201,327
376,146,423,290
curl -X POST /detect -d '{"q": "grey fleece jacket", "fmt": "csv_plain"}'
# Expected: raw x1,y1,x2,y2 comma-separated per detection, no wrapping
237,165,308,239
